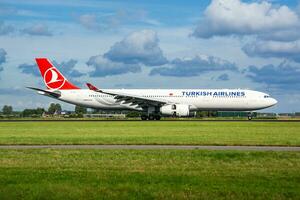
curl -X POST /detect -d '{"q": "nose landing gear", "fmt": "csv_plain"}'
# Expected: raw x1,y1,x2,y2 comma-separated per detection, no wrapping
248,112,253,120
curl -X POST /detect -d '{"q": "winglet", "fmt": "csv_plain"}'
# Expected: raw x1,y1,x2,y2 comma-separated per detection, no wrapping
86,83,102,92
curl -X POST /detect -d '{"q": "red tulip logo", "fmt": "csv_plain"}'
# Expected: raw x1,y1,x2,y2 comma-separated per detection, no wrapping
44,68,65,90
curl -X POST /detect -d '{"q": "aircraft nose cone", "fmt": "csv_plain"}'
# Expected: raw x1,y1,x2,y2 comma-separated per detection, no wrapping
271,98,278,106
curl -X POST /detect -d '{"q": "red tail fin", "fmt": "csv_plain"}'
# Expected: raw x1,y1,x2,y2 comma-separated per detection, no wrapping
35,58,80,90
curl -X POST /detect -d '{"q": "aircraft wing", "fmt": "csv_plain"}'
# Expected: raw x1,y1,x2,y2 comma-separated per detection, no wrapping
86,83,168,107
27,87,61,98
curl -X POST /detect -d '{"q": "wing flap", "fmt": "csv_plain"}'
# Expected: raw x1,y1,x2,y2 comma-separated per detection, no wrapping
86,83,168,107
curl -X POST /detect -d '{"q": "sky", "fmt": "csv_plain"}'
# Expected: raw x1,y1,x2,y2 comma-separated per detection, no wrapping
0,0,300,112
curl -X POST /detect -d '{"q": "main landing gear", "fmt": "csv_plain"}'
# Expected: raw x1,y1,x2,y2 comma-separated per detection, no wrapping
141,106,161,120
247,112,253,120
141,114,161,120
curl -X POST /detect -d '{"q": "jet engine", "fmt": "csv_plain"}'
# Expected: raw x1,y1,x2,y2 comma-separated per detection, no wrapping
160,104,190,117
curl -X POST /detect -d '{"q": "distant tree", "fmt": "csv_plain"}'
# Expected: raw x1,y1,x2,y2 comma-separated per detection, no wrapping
209,111,217,117
21,108,45,117
196,111,217,118
22,109,33,117
48,103,62,114
36,107,45,115
196,111,207,118
48,103,56,114
210,111,218,117
75,105,87,114
126,111,141,118
2,105,13,115
55,103,62,114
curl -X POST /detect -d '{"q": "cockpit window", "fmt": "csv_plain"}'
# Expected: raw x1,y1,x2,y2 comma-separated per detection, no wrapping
264,95,270,98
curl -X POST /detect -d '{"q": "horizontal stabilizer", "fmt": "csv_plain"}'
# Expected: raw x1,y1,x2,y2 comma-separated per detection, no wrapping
26,87,61,98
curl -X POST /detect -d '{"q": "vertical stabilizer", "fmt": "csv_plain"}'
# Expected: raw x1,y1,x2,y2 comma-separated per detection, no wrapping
35,58,79,90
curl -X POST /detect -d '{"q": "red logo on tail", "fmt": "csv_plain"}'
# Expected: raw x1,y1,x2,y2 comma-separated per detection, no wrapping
44,68,66,90
35,58,80,90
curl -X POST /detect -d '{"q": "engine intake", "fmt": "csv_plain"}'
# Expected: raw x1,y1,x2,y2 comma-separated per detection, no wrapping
160,104,190,117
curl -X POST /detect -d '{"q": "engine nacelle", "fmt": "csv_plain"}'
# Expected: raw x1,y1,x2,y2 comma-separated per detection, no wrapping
160,104,190,117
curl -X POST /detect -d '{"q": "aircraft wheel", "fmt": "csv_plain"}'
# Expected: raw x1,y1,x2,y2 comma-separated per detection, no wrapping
155,115,161,120
141,115,148,120
148,115,155,120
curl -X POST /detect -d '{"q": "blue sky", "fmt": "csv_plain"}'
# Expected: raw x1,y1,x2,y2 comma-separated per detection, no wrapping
0,0,300,112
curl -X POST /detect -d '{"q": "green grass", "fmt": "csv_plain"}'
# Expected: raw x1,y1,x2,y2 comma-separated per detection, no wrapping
0,121,299,146
0,149,299,200
1,122,299,199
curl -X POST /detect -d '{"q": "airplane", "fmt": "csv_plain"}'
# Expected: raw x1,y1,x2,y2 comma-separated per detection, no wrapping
28,58,277,120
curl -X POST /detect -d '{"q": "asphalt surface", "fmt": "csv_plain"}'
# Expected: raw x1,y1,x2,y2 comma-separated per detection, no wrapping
0,145,299,151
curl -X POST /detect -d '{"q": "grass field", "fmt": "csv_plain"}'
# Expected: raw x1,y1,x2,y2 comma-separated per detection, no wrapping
0,121,299,146
0,149,299,200
1,121,299,199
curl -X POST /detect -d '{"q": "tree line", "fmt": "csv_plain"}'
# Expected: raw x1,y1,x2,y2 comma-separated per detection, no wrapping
1,104,220,118
1,104,87,118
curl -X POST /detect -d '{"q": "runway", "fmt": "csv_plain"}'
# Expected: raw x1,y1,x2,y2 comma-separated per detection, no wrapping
0,145,299,151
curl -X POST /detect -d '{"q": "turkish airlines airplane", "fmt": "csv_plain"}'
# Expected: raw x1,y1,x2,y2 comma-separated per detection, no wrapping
28,58,277,120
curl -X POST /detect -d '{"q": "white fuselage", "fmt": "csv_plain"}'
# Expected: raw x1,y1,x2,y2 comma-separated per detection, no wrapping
49,89,277,111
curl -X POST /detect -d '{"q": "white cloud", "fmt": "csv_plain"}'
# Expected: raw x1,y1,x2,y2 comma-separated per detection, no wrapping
0,48,7,65
216,73,229,81
245,61,300,91
0,48,7,73
0,21,14,35
78,14,101,31
18,59,84,78
86,29,167,77
21,24,53,36
150,54,237,77
243,40,300,62
104,29,167,66
258,28,300,42
87,55,141,77
77,9,161,32
192,0,299,38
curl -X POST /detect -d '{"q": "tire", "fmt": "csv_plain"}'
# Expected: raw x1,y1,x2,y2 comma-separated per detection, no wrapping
155,115,161,120
141,115,148,120
148,115,155,120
